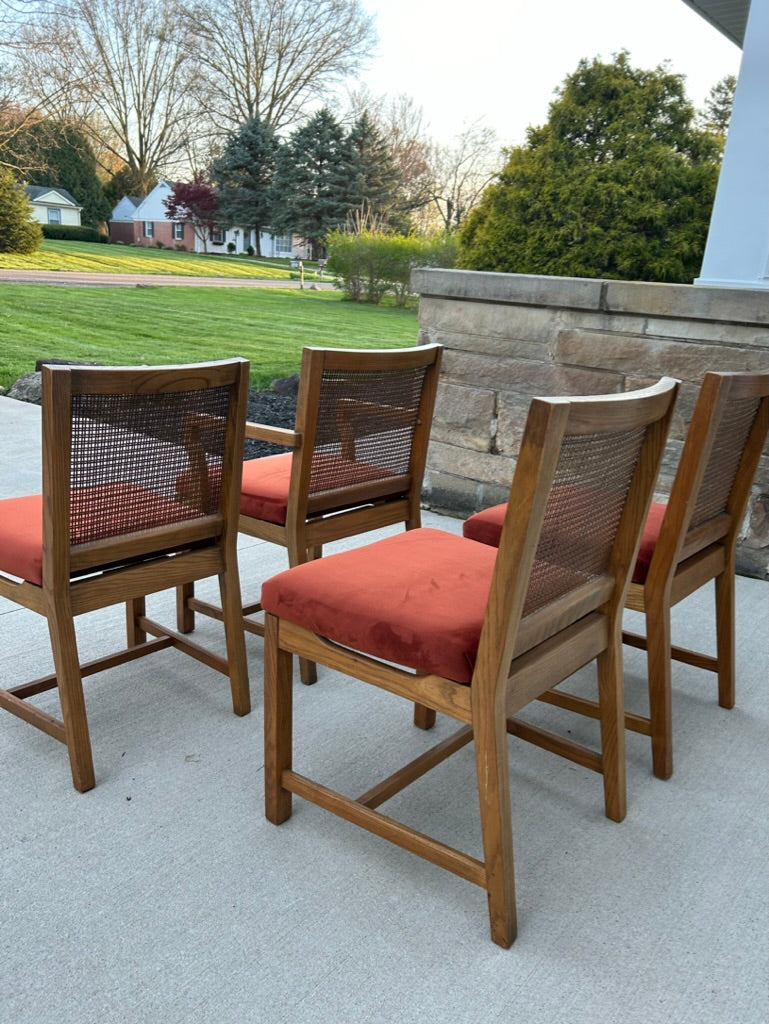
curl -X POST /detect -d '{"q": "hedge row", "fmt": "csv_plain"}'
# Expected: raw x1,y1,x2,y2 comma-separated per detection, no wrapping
326,232,458,306
42,224,108,243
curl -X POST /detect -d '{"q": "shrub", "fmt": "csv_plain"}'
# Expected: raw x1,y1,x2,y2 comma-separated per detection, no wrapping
327,231,458,305
0,169,44,253
41,223,106,242
227,241,236,253
246,245,255,256
174,243,187,252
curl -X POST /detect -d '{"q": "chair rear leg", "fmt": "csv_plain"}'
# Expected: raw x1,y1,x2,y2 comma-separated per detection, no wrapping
298,545,322,685
645,602,674,780
176,582,195,633
264,614,294,824
714,569,736,709
473,707,517,948
218,568,251,717
46,602,95,793
596,640,627,822
126,597,147,646
413,704,436,729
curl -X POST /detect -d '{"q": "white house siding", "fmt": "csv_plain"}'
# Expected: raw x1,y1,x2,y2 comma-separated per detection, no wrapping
26,188,82,226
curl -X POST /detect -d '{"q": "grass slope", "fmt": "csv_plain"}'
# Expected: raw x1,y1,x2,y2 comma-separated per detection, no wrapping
0,239,297,279
0,284,419,390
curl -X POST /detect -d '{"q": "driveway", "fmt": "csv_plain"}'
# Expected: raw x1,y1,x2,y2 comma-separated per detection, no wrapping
0,269,335,288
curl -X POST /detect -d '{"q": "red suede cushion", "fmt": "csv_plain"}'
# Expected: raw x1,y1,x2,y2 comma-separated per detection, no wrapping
463,503,506,547
240,454,293,524
463,500,669,585
631,502,667,584
261,528,498,683
0,494,43,584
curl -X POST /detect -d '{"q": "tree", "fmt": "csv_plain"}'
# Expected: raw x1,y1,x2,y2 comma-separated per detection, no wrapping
210,117,279,256
427,121,499,232
185,0,375,134
8,119,112,226
163,173,220,252
0,164,42,252
344,112,403,228
271,108,352,258
458,53,722,283
701,74,736,139
2,0,203,191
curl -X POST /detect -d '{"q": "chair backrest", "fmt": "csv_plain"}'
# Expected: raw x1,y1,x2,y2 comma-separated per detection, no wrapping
472,379,679,698
647,370,769,588
286,345,442,524
41,359,249,582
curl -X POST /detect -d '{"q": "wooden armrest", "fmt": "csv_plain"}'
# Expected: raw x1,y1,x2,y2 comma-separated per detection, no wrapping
245,421,301,448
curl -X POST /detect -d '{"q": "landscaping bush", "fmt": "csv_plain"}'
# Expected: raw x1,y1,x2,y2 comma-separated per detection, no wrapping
327,231,458,306
42,224,106,243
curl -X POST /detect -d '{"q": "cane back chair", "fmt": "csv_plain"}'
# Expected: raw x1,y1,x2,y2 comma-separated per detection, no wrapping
177,344,442,685
0,359,250,792
262,378,677,946
463,371,769,779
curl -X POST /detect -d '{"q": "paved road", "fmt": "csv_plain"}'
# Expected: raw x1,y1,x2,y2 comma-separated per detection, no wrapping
0,269,335,288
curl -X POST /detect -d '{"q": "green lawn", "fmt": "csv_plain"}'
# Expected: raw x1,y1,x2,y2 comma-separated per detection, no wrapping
0,284,419,391
0,239,299,279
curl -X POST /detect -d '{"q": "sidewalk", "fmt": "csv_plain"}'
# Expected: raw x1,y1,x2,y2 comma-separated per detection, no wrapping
1,395,767,1024
0,269,335,288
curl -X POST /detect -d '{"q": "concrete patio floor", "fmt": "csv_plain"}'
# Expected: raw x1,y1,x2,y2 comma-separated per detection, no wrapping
1,394,767,1024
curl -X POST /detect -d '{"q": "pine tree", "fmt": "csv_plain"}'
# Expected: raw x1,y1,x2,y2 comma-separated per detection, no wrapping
210,118,279,256
0,166,43,253
271,108,352,258
345,112,403,228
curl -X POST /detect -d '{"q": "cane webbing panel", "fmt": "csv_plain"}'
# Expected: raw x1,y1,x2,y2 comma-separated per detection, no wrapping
523,426,646,616
689,396,761,530
309,365,428,496
69,387,230,546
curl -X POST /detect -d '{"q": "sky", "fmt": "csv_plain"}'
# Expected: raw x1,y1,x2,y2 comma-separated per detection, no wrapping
357,0,742,147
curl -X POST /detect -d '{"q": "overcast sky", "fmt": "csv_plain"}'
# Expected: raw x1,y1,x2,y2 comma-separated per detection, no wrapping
357,0,742,146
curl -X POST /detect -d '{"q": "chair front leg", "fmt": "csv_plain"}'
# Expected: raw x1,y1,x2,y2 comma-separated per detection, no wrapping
46,598,95,793
473,700,517,948
264,613,294,824
596,635,627,823
714,568,736,709
218,567,251,717
644,599,674,780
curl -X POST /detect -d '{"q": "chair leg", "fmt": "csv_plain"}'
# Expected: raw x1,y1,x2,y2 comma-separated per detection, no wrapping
473,702,517,948
176,582,195,633
596,638,627,822
126,597,147,646
46,600,95,793
264,614,293,824
644,601,674,780
218,568,251,717
714,568,736,709
413,704,436,730
297,547,322,685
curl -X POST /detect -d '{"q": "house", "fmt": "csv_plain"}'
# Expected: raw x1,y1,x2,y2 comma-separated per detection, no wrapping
24,186,82,227
109,180,310,258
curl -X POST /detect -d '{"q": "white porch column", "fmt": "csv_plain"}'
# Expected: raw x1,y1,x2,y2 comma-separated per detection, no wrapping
696,0,768,289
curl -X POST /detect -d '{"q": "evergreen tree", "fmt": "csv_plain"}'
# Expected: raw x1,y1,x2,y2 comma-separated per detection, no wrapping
345,112,403,228
103,165,155,207
210,117,279,256
28,123,112,227
458,53,722,283
271,108,352,258
0,166,43,253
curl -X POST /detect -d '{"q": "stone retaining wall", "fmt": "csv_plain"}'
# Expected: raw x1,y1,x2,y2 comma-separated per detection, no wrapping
412,269,769,578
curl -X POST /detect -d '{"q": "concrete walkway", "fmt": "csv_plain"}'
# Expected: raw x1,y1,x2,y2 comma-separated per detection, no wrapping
0,395,767,1024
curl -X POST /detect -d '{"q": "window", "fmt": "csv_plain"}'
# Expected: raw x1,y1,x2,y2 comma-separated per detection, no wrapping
273,234,292,256
47,208,61,224
172,222,184,240
143,221,154,238
210,228,225,245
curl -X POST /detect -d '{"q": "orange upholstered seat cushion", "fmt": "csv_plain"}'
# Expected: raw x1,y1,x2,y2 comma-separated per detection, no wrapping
261,528,498,683
240,454,293,524
0,495,43,584
463,500,668,585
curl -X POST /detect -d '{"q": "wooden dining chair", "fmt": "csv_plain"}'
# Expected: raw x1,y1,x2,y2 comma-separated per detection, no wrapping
177,344,442,684
463,370,769,780
261,378,677,947
0,359,250,792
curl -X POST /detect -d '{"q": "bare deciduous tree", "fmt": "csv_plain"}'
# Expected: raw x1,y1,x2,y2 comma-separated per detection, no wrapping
2,0,204,189
427,121,500,232
187,0,376,134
